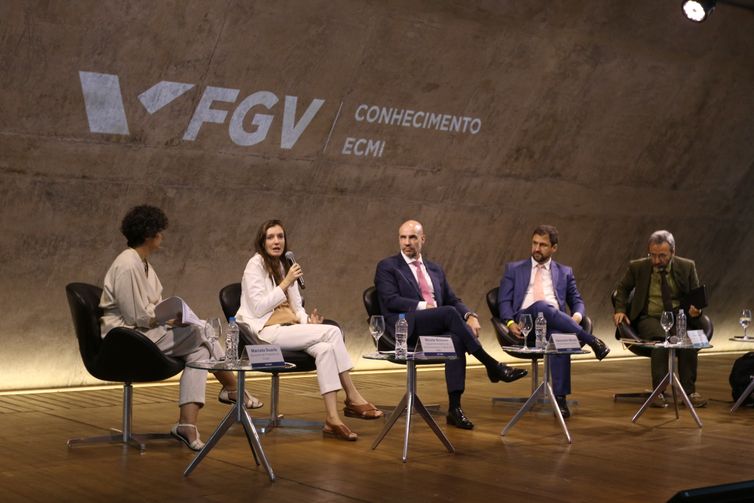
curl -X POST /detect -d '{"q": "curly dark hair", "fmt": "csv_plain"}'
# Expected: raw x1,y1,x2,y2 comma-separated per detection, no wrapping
254,219,290,285
120,205,168,247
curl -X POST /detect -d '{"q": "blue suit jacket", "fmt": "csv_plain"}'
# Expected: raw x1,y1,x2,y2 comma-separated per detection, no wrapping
498,259,585,323
374,254,470,335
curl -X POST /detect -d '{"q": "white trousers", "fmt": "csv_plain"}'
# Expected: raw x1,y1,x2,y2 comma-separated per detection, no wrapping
145,325,222,406
258,323,352,395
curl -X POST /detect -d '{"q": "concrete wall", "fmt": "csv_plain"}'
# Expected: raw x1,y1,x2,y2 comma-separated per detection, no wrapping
1,0,753,390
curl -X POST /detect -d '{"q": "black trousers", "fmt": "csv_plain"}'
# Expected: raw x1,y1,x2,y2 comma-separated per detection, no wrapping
406,306,482,395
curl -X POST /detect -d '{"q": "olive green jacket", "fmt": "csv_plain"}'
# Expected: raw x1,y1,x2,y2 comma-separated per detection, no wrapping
613,256,700,323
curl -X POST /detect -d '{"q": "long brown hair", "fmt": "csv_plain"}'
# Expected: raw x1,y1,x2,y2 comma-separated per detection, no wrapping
254,219,291,285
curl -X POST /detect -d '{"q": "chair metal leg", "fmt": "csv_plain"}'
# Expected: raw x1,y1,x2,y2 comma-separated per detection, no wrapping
252,373,323,434
67,383,176,451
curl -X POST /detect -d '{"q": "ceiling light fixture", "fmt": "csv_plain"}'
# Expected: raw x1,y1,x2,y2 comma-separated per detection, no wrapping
682,0,717,22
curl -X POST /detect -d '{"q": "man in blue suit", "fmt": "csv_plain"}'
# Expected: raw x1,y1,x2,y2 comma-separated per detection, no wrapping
498,225,610,418
375,220,527,430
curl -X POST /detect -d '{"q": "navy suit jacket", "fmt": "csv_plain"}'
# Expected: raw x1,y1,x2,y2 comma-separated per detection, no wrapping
374,254,470,335
498,259,585,323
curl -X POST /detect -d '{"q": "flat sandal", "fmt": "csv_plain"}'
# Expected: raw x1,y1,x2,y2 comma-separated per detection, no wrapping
343,398,383,420
218,388,264,409
322,420,358,441
171,423,205,451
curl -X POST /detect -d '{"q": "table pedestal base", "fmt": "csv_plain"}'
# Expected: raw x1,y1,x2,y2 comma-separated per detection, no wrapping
731,376,754,413
371,359,455,463
632,347,703,428
501,353,572,443
183,370,275,481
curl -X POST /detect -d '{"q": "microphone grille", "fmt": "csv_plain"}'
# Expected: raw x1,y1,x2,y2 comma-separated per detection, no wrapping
284,251,295,262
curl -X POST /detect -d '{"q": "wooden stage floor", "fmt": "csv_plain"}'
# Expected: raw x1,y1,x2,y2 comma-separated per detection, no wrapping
1,353,753,503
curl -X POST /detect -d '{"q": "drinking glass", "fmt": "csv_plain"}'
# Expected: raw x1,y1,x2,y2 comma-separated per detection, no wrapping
660,311,674,345
207,317,223,360
369,315,385,349
740,309,752,340
518,314,533,351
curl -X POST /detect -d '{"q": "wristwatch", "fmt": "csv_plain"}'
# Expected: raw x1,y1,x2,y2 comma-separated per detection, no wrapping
464,312,478,321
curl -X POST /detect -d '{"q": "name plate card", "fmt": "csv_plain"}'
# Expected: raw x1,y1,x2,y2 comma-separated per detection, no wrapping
417,336,456,357
551,333,581,351
246,345,285,368
687,330,709,348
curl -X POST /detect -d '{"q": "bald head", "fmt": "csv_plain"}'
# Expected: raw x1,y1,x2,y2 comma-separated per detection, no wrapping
398,220,425,259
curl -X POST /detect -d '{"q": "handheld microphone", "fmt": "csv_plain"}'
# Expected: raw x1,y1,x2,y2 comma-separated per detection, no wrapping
284,251,306,290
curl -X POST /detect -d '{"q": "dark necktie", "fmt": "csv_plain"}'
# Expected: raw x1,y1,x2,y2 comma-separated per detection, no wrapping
659,268,673,311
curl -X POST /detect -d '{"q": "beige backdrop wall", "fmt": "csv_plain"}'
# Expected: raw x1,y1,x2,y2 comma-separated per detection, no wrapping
1,0,753,390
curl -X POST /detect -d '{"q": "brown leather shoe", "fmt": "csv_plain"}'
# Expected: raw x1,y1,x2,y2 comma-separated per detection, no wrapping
344,399,384,420
323,420,358,441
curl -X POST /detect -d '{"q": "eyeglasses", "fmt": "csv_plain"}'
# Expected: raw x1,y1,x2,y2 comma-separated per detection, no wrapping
648,253,671,260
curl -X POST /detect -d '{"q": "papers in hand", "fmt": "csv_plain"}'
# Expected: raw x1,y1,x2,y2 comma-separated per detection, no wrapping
154,296,204,326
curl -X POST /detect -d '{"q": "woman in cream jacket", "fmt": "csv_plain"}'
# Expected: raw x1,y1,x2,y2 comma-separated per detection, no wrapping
100,205,261,451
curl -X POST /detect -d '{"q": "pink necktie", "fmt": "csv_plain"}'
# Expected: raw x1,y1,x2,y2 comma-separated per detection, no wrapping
412,261,435,306
533,264,546,301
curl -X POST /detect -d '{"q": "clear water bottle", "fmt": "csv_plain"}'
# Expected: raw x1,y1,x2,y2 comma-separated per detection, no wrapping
535,312,547,349
226,316,239,366
395,313,408,360
677,309,688,344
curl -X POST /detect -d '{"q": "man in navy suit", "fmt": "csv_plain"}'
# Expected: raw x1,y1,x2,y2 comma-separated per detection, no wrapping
375,220,527,430
498,225,610,418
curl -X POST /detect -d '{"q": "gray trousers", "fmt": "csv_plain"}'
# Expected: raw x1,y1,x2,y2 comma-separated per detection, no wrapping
145,324,223,406
636,316,698,394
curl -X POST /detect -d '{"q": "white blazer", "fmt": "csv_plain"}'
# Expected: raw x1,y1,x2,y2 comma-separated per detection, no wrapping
235,253,307,340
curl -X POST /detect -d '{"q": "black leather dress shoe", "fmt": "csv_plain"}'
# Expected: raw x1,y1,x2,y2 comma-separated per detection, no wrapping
487,363,528,383
589,338,610,361
555,395,571,419
446,407,474,429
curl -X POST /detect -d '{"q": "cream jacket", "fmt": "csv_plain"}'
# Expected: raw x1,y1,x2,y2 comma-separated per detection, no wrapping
99,248,163,336
235,253,307,339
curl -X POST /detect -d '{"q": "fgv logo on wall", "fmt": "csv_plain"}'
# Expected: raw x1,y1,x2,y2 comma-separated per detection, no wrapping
79,71,483,157
79,71,323,150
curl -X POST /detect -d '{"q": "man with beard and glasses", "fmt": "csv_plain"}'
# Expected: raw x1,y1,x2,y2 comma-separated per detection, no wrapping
613,230,707,408
498,225,610,418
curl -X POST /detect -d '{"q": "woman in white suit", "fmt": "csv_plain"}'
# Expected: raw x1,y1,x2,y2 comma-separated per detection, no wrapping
235,219,382,441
